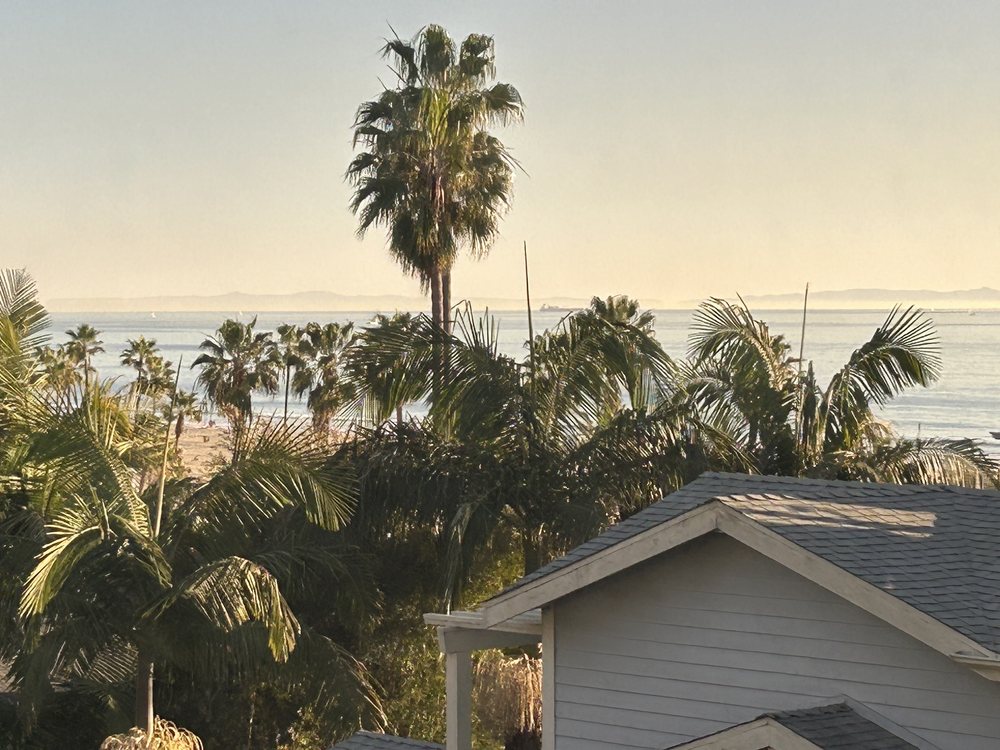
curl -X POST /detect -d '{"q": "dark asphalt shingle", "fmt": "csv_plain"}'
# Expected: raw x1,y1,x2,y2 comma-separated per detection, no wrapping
768,702,920,749
329,731,443,750
491,472,1000,651
664,702,929,749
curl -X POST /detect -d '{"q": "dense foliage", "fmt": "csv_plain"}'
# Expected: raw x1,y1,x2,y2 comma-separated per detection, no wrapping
4,265,997,749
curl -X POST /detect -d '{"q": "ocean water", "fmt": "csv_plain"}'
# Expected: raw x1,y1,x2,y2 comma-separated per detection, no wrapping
44,308,1000,448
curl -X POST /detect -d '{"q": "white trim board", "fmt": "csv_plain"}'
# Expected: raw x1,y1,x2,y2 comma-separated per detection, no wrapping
424,609,542,654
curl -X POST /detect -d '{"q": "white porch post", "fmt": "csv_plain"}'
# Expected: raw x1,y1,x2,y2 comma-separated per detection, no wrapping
427,611,542,750
446,650,472,750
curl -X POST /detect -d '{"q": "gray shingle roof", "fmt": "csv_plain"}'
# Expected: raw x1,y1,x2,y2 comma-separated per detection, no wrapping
767,702,920,749
492,472,1000,651
664,701,931,749
329,732,443,750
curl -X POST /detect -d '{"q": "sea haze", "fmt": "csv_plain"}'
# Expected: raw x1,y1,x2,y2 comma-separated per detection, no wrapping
44,308,1000,449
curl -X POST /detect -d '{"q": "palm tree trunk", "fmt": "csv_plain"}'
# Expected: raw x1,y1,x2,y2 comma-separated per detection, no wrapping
135,650,154,737
283,364,290,422
522,528,542,575
430,270,443,333
442,268,452,334
430,271,443,393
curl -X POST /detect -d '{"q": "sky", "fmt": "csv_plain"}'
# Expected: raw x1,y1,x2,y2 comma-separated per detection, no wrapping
3,1,1000,307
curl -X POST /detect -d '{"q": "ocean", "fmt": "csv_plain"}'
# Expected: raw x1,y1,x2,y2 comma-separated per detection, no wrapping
44,308,1000,448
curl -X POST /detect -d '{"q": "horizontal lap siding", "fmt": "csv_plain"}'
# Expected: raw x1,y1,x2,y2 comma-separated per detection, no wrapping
552,533,1000,750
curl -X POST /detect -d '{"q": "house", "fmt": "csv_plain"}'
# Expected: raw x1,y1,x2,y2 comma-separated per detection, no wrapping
344,472,1000,750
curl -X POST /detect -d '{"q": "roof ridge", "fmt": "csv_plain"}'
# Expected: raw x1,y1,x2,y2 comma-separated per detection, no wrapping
702,471,1000,498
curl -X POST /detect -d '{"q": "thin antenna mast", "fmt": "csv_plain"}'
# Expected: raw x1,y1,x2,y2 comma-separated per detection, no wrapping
524,241,536,369
794,283,810,443
797,282,810,369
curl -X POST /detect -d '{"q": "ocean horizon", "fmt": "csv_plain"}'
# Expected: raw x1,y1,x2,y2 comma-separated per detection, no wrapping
44,307,1000,450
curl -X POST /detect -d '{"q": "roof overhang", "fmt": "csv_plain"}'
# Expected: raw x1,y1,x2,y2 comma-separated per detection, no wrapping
423,609,541,653
462,500,1000,678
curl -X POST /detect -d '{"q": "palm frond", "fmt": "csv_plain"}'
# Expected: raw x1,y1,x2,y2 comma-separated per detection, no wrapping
155,556,299,662
819,306,940,451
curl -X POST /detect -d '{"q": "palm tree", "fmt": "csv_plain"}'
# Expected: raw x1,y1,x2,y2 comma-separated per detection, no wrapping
11,414,368,738
296,322,355,434
685,298,999,485
64,323,104,388
274,324,310,421
0,275,378,742
171,389,203,444
348,24,524,336
120,336,159,388
349,298,735,597
344,312,425,428
192,318,279,441
36,344,83,397
144,354,176,398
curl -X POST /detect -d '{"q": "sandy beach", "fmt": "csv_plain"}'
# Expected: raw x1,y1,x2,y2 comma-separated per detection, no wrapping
176,423,230,480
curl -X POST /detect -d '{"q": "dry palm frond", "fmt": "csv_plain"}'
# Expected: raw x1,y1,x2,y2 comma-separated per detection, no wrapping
474,649,542,736
100,717,203,750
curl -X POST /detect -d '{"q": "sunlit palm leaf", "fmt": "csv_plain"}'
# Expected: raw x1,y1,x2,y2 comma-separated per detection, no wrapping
156,556,298,662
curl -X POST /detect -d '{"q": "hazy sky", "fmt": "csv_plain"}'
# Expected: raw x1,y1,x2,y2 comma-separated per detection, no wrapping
3,1,1000,306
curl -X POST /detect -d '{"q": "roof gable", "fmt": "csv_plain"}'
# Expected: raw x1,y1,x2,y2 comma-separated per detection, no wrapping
665,701,931,750
769,702,923,749
478,473,1000,673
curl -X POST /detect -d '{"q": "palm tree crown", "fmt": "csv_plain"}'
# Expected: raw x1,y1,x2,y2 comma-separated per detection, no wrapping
64,323,104,387
121,336,158,380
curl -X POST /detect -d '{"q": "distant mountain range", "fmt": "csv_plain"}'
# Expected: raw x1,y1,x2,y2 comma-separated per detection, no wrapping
45,287,1000,313
44,290,600,313
737,287,1000,309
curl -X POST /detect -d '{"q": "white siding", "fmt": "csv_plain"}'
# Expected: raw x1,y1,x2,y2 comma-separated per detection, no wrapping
551,533,1000,750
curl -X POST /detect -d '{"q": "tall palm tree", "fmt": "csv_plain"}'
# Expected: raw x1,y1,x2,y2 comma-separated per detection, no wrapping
192,318,279,441
348,24,524,336
64,323,104,389
685,297,999,485
274,324,310,422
